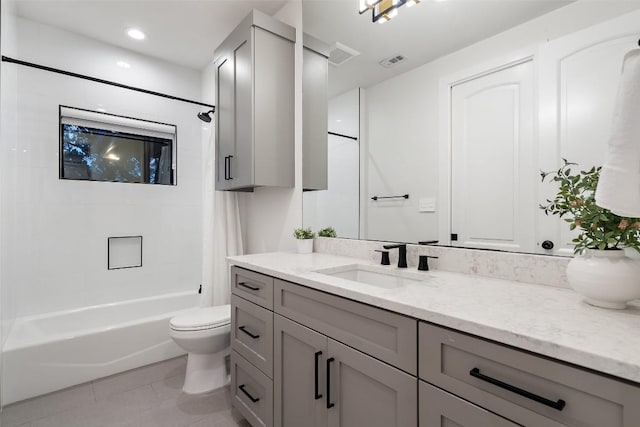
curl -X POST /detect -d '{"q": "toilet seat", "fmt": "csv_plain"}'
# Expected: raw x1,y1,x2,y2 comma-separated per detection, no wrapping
170,305,231,332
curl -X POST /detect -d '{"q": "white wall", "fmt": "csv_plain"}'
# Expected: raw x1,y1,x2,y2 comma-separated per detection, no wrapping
1,18,204,317
303,88,359,238
238,1,303,253
1,0,18,408
363,1,640,244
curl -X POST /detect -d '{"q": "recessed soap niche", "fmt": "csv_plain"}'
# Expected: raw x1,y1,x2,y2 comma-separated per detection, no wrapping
108,236,143,270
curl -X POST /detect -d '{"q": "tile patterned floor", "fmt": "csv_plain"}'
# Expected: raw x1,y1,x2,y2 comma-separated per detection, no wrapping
1,356,251,427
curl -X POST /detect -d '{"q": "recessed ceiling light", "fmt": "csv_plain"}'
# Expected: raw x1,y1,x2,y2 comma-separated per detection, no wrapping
116,61,131,69
127,28,145,40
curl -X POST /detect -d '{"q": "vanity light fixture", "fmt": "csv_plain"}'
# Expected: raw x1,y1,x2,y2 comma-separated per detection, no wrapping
359,0,421,23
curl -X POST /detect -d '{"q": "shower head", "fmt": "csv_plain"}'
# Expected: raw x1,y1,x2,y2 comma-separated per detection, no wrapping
197,108,215,123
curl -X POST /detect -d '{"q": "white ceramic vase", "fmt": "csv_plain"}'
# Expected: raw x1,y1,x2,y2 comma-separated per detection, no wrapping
296,239,313,254
566,249,640,309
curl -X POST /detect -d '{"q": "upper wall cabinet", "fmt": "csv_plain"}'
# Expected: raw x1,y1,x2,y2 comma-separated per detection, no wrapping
214,10,295,192
302,34,330,191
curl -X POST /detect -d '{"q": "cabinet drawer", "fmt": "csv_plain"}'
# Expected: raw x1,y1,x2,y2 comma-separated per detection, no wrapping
274,279,417,374
231,266,274,309
231,351,273,427
420,381,519,427
231,294,274,378
419,322,640,427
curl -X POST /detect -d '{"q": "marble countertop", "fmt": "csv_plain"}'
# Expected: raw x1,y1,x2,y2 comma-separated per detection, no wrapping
227,252,640,385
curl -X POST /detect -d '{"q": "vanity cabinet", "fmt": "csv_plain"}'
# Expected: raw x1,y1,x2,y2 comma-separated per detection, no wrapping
230,264,640,427
419,322,640,427
214,10,295,192
302,34,330,191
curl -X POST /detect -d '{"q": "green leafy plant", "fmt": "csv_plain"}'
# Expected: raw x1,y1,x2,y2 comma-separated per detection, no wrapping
293,227,315,240
317,227,337,238
539,159,640,254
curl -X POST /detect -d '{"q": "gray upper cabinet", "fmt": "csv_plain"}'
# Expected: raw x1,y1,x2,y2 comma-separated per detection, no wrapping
302,34,330,191
214,10,295,191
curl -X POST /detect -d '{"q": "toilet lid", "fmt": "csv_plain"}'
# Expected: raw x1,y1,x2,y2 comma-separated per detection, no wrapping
170,305,231,331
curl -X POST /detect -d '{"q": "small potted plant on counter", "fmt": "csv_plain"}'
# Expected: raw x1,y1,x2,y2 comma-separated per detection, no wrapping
293,227,315,254
317,226,337,238
540,159,640,309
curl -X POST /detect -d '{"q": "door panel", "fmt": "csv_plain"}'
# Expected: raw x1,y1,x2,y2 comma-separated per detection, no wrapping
451,60,534,253
326,338,417,427
216,56,234,190
231,37,253,189
274,314,327,427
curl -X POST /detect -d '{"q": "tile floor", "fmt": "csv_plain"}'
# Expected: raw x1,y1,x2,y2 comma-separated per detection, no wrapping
1,356,251,427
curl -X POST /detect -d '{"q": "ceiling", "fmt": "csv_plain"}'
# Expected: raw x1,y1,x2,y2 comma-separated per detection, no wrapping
14,0,288,70
304,0,573,97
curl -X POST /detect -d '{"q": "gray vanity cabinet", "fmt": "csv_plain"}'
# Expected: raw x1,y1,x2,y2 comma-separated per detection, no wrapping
214,10,295,191
302,34,330,191
273,314,417,427
419,322,640,427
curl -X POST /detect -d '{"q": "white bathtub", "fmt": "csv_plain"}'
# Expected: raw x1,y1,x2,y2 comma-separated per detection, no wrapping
2,291,200,405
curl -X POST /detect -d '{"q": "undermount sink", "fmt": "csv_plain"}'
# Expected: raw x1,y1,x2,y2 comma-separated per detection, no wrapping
315,264,430,289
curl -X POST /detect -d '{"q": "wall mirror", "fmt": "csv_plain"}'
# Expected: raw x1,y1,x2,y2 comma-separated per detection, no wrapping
302,0,640,256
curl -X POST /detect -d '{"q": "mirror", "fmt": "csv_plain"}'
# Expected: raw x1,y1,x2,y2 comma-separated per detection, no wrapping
302,0,640,255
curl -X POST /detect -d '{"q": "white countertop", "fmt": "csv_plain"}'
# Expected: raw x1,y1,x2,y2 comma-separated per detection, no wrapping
227,252,640,385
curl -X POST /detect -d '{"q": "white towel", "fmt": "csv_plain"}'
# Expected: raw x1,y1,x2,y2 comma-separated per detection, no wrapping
595,49,640,218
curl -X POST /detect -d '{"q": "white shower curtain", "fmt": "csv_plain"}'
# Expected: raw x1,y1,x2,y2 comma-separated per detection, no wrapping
202,127,243,307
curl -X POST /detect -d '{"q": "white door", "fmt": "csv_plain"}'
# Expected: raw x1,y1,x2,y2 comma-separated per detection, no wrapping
537,10,640,255
451,60,535,252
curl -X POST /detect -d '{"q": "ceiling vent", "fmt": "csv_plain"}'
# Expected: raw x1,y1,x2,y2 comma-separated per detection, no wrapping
329,42,361,67
379,54,407,68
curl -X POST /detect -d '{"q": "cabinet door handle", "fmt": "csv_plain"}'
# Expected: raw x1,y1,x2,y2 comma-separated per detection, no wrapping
237,281,260,291
314,351,323,400
238,384,260,403
326,357,335,409
228,155,233,180
238,325,260,339
224,156,229,180
469,368,566,411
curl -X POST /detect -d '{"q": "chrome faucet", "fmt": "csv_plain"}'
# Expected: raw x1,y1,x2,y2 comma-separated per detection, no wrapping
382,243,407,268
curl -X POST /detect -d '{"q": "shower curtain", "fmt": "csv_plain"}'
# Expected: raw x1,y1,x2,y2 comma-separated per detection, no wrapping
202,127,243,306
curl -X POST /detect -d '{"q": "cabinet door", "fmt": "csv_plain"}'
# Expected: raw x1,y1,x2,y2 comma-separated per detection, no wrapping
302,45,328,191
420,381,519,427
228,32,253,189
326,338,417,427
215,53,234,190
274,314,327,427
215,33,253,191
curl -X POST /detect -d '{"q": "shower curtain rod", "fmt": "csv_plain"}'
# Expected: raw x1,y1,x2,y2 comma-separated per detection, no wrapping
1,56,215,109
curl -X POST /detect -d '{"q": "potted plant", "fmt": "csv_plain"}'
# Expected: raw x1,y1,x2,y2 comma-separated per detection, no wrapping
317,227,337,238
540,159,640,308
293,227,315,254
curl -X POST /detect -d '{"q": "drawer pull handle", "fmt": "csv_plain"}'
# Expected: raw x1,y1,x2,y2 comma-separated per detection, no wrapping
326,357,335,409
239,325,260,339
314,351,323,400
469,368,566,411
239,384,260,403
237,281,260,291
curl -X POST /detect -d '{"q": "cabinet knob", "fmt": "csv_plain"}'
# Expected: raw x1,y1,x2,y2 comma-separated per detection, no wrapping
541,240,554,250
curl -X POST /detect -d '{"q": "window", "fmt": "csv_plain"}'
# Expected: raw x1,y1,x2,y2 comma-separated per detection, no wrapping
59,106,177,185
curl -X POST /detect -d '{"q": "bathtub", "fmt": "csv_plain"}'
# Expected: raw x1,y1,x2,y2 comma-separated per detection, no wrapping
2,291,200,405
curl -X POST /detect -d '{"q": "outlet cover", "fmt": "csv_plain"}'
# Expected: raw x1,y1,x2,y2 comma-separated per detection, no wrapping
419,198,436,212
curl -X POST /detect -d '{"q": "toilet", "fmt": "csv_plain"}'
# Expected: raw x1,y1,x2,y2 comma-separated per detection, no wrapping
169,305,231,394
